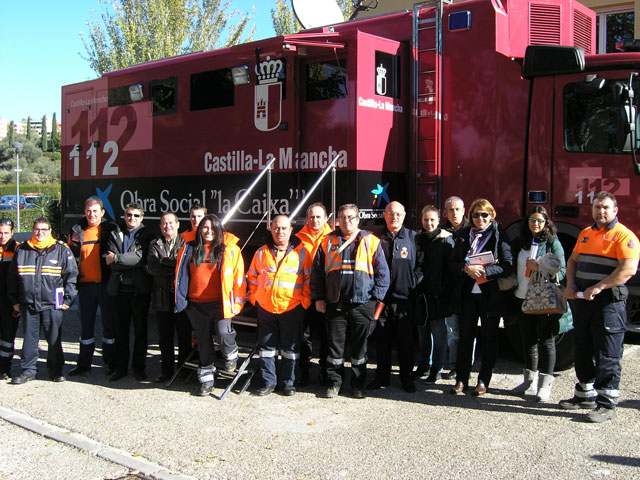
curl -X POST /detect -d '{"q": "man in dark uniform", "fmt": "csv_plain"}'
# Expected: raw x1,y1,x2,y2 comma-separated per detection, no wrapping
0,218,19,379
311,203,389,399
560,191,639,422
8,218,78,384
368,201,422,393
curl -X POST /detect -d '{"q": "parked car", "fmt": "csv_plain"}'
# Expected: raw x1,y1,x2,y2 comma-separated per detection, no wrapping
1,195,26,208
0,203,14,211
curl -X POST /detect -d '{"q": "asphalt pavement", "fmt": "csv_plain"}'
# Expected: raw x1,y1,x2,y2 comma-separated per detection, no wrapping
1,307,639,480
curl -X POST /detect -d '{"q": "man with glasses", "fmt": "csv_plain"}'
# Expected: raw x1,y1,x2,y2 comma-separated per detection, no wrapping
68,197,118,377
368,201,422,393
105,203,155,382
0,218,19,379
8,218,78,384
311,203,389,399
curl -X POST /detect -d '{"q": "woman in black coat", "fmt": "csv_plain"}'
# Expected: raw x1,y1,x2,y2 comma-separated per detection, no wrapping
449,199,513,396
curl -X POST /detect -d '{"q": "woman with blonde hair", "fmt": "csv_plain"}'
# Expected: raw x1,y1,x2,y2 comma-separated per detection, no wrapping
449,199,513,396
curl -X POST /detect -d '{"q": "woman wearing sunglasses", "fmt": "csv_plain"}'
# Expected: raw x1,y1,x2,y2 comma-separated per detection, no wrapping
449,198,513,396
510,206,565,402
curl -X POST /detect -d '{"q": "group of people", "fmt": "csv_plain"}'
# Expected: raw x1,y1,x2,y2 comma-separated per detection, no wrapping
0,191,636,423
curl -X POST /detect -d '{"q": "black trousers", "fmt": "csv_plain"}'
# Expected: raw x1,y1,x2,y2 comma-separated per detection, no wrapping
571,297,626,409
374,301,414,381
77,282,115,370
0,302,19,374
326,301,375,389
299,303,328,377
156,310,192,375
456,293,500,388
515,298,557,374
20,307,64,377
185,301,237,372
112,292,150,375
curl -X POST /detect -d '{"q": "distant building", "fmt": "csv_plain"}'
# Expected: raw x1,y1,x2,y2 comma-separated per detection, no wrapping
0,116,60,140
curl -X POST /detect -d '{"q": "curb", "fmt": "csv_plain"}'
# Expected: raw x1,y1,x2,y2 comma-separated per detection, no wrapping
0,406,194,480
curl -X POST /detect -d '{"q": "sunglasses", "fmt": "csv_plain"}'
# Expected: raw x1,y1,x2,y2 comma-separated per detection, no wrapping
528,218,546,224
472,212,490,219
126,213,142,218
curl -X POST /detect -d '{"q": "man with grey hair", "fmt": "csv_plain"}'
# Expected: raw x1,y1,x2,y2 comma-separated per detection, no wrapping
435,195,468,380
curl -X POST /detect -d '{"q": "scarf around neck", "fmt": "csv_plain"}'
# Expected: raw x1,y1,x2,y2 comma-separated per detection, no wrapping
468,223,494,256
28,235,56,250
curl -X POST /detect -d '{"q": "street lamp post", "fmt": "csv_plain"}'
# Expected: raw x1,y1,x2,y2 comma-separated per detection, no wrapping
12,142,22,232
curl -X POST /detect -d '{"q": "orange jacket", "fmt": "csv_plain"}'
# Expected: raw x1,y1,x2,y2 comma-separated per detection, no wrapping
175,232,246,319
295,223,332,258
247,237,312,314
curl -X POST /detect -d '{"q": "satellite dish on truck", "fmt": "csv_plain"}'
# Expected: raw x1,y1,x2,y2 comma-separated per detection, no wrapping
292,0,345,29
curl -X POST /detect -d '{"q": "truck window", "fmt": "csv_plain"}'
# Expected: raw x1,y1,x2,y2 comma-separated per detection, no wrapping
564,78,640,153
108,86,134,107
190,68,234,111
374,51,401,99
306,59,347,102
150,77,178,116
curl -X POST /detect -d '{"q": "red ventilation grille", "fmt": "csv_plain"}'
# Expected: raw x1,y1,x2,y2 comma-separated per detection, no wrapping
530,4,561,45
574,9,593,54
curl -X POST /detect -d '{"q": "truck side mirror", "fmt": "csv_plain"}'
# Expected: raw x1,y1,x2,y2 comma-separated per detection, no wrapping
615,104,638,152
611,81,629,104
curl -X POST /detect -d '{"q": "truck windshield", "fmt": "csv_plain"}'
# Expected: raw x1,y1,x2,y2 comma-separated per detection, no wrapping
564,78,640,153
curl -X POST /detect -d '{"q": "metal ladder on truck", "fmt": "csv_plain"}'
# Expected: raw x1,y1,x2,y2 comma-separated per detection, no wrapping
411,0,450,218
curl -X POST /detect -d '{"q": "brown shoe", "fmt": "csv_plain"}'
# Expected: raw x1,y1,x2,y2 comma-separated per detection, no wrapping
449,381,465,394
472,382,487,396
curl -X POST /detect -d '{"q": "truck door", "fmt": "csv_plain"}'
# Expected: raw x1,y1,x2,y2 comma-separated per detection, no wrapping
551,70,640,231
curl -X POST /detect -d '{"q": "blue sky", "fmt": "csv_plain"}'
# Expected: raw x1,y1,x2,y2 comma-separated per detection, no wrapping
0,0,276,124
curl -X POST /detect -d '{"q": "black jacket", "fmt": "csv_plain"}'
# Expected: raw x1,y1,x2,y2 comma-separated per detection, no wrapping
106,223,155,296
147,234,185,311
416,228,455,319
69,217,118,283
8,240,78,312
0,239,18,307
379,226,423,303
450,222,513,316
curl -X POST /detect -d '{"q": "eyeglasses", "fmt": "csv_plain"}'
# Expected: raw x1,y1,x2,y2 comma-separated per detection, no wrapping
125,213,142,218
528,218,546,224
472,212,490,219
0,218,14,228
340,215,358,223
33,228,50,233
385,212,404,218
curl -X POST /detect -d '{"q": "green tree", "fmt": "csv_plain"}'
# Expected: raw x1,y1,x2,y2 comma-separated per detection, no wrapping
7,121,14,145
271,0,301,36
81,0,255,75
26,117,32,140
271,0,353,35
50,112,59,152
41,115,48,153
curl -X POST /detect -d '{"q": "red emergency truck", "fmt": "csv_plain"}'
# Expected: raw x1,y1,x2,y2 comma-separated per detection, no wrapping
61,0,640,350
